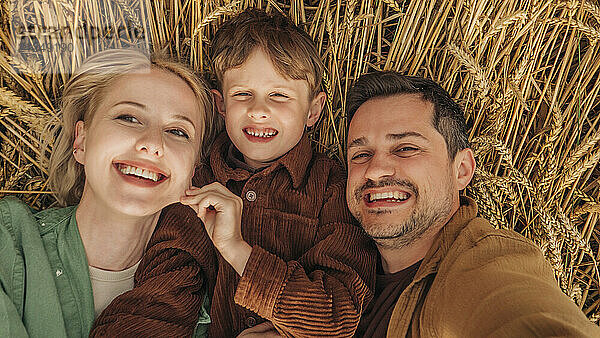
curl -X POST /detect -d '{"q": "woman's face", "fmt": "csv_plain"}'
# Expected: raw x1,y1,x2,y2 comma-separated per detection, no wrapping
73,68,203,217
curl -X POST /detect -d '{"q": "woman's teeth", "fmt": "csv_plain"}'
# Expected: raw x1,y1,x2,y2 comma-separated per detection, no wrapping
118,164,160,182
368,191,410,202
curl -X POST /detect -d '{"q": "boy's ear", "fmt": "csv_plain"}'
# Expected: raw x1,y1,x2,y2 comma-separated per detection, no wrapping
211,89,226,116
454,148,476,190
73,120,86,165
306,91,326,127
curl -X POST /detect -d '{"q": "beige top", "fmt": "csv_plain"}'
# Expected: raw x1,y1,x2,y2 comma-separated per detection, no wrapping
89,261,140,318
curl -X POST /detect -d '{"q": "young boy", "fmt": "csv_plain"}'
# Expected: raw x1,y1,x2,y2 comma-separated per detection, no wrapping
92,9,375,337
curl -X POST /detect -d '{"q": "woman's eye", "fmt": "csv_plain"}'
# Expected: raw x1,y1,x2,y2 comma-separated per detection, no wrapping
167,129,189,139
116,114,140,123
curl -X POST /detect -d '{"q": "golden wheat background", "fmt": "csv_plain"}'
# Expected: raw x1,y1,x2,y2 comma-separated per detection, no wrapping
1,0,600,322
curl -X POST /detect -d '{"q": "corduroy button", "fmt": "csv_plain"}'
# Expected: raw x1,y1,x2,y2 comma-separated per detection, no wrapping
246,316,257,327
245,190,257,202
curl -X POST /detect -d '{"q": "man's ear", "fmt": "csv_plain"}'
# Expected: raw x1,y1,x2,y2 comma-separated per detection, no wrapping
454,148,476,190
306,91,326,127
211,89,226,117
73,120,86,165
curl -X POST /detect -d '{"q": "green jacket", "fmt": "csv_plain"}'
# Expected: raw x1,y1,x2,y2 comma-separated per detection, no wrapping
0,197,209,337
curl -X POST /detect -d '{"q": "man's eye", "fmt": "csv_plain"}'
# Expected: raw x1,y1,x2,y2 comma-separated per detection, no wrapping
233,92,251,97
116,114,140,123
271,92,289,98
350,152,371,162
396,146,419,156
167,129,189,139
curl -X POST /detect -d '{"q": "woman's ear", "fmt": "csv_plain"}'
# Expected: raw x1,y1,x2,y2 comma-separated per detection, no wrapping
211,89,226,117
73,121,86,165
306,91,326,127
454,148,476,190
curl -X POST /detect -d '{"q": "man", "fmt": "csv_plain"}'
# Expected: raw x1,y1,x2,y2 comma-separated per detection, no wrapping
346,71,600,337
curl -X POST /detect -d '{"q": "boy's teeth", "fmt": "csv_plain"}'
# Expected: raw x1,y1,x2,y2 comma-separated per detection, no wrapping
246,129,276,137
118,164,160,182
368,191,410,202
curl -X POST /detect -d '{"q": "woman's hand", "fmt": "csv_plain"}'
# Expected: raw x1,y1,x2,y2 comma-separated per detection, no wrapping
237,321,281,337
180,182,251,276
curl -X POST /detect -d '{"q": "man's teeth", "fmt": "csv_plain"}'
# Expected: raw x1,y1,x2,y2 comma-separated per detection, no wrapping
368,191,409,202
119,164,160,182
246,129,277,138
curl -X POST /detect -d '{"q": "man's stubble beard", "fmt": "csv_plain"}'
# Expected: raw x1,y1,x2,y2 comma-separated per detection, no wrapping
352,175,455,250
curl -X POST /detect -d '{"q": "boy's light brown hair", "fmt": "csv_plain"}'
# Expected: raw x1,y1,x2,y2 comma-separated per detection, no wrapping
210,8,324,98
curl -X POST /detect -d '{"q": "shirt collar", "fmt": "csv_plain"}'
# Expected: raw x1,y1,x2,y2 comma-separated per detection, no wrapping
412,196,478,281
210,131,313,189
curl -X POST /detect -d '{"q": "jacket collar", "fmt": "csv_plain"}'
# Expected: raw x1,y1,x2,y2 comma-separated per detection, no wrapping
412,196,478,282
210,131,313,189
34,204,77,235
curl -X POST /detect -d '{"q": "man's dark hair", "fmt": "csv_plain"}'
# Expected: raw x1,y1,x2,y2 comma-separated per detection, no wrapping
346,71,470,158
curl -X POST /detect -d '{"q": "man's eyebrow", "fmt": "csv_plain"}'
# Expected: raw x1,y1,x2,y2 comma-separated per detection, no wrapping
387,132,428,141
348,137,367,149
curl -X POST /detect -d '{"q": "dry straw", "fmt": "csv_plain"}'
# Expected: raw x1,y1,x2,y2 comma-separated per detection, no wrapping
1,0,600,322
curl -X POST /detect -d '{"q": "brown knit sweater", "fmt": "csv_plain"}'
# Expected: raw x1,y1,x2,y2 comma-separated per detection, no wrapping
91,132,376,337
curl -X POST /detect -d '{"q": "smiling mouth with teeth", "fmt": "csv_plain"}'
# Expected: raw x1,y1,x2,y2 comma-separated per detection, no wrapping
116,163,165,182
366,191,411,203
244,128,278,138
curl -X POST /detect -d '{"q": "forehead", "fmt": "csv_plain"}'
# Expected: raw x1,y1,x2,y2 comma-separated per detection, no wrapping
222,48,310,90
94,68,202,125
348,94,435,143
104,69,198,108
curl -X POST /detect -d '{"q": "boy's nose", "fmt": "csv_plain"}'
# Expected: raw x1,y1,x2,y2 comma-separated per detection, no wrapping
248,102,271,120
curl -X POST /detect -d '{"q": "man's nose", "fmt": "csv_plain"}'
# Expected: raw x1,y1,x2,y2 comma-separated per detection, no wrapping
364,153,395,181
136,128,164,157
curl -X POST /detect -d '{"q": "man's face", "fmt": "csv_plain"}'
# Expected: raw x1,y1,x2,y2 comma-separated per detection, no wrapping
346,94,462,249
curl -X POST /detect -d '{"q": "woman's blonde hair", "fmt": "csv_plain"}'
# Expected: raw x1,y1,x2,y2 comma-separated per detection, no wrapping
45,49,222,206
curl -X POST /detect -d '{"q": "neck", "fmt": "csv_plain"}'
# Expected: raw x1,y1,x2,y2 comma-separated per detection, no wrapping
76,195,160,271
377,226,440,274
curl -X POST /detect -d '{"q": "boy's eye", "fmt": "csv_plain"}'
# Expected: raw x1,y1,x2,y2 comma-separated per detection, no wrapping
167,128,189,139
116,114,140,124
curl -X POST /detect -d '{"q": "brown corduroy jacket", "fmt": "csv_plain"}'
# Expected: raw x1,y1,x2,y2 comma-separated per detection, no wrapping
92,132,376,337
386,196,600,337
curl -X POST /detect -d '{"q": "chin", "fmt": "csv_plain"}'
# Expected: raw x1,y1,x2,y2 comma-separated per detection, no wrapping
112,196,173,217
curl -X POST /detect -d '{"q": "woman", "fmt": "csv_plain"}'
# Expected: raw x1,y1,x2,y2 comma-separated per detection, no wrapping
0,49,219,337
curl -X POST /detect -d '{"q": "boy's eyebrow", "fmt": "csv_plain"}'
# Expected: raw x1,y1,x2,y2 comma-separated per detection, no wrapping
112,100,146,109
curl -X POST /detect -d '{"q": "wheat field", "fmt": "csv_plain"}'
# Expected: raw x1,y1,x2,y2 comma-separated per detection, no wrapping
1,0,600,322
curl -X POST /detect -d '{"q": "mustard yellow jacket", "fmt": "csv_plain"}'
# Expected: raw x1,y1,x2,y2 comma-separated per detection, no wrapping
388,196,599,337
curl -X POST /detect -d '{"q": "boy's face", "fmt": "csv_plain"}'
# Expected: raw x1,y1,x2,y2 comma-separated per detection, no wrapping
214,48,325,169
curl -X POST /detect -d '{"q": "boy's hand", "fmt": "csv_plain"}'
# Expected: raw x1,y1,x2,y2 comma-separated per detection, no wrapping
180,182,252,276
236,321,281,337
